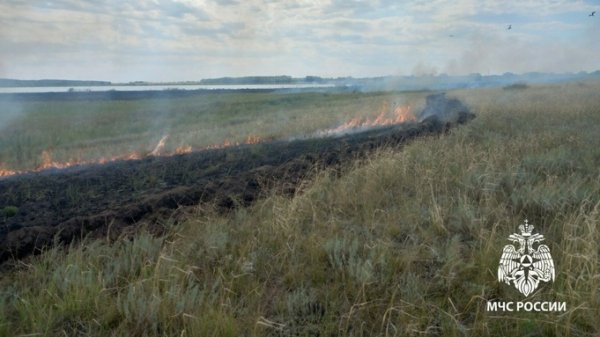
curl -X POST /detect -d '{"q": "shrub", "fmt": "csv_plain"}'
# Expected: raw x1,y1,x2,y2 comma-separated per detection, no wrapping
2,206,18,217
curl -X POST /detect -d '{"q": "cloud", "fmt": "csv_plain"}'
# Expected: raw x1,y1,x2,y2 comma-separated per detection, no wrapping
0,0,598,81
213,0,240,6
153,0,210,20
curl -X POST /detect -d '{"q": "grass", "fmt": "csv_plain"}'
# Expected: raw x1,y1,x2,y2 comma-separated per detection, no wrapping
0,90,426,171
0,81,599,336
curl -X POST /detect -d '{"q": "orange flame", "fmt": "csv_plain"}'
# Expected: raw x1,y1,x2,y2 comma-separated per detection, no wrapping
175,145,193,154
321,104,415,136
0,134,265,178
0,168,17,177
245,134,261,144
204,134,262,150
0,112,414,179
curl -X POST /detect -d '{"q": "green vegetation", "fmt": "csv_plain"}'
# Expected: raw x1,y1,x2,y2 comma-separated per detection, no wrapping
0,81,599,336
1,206,18,218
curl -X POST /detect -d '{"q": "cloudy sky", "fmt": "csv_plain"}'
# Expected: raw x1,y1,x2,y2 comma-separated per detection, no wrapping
1,0,599,82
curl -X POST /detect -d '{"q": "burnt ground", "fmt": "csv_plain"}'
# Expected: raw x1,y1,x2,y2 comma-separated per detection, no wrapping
0,94,474,262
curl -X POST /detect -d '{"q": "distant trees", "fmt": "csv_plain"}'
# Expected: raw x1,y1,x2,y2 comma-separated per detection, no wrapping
199,75,326,85
304,76,324,83
199,76,294,85
0,79,111,87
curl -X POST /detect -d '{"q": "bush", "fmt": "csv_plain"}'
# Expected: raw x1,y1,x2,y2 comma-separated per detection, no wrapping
2,206,18,217
503,82,529,90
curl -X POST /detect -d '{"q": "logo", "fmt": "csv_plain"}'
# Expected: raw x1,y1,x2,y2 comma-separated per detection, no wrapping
497,219,555,297
487,220,564,312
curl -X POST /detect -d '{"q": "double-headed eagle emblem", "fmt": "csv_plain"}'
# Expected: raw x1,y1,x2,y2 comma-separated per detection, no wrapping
497,220,555,297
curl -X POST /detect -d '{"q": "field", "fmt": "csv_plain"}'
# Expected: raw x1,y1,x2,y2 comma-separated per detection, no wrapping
0,90,427,172
0,82,599,336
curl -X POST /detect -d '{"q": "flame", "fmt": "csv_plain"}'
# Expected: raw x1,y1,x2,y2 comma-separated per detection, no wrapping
0,102,417,180
0,103,415,180
321,104,415,136
175,145,193,154
245,134,261,144
41,150,63,170
0,108,413,179
205,139,237,150
0,134,264,179
204,134,262,150
0,168,17,177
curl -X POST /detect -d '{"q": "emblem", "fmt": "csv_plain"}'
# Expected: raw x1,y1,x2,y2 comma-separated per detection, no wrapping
497,220,555,296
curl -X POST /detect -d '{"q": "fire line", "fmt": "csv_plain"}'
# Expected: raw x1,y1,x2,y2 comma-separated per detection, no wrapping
0,105,415,178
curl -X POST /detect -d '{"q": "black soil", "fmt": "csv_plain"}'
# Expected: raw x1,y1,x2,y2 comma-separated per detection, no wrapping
0,94,474,262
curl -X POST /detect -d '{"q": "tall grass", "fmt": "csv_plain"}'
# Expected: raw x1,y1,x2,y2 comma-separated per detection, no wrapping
0,81,599,336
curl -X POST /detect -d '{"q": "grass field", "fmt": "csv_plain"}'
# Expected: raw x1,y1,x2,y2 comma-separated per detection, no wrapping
0,81,599,336
0,90,426,172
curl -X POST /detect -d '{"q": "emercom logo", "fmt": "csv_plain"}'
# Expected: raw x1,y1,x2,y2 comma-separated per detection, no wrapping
498,219,554,296
487,219,566,312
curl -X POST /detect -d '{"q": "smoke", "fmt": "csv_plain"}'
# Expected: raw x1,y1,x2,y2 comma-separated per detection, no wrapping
418,93,474,124
0,97,27,174
0,98,25,134
412,62,439,77
150,135,169,156
312,93,473,139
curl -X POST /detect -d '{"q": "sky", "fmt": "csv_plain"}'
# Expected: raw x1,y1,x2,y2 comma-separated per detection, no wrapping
0,0,599,82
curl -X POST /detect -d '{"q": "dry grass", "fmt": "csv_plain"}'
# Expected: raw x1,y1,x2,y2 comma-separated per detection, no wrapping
0,81,599,336
0,91,426,171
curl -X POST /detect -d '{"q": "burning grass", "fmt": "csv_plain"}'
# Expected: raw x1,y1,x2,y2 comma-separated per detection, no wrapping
0,132,266,178
0,89,423,178
0,90,426,175
0,81,600,336
317,103,415,136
